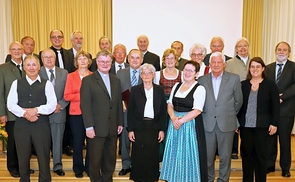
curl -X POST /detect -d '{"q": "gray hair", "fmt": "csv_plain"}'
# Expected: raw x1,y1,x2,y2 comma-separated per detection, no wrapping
140,63,156,74
209,52,226,63
189,43,207,56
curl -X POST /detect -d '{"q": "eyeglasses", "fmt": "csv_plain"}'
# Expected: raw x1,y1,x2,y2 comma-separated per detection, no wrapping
190,53,203,57
211,45,223,48
42,56,54,59
10,48,22,51
50,36,64,39
140,71,153,75
97,61,112,65
183,69,195,73
236,44,248,49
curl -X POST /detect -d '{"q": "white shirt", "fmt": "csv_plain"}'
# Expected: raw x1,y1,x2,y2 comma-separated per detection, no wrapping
115,62,126,73
143,87,154,118
211,72,223,100
45,66,56,80
168,81,206,111
198,62,211,77
7,75,57,117
153,69,183,84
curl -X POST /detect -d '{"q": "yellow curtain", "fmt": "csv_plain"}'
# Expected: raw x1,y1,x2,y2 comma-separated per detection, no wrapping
11,0,112,56
242,0,263,58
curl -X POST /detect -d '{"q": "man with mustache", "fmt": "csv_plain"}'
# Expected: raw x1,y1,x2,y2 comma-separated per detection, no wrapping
265,41,295,178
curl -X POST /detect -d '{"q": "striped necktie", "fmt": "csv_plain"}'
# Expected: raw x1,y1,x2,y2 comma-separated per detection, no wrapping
49,69,55,86
131,70,137,86
276,64,283,85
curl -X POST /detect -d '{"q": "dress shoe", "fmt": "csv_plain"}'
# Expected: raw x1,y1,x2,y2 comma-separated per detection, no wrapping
118,168,131,175
30,169,35,174
54,169,65,176
231,154,238,159
267,166,275,174
63,146,73,156
282,170,291,177
75,172,83,178
9,170,20,178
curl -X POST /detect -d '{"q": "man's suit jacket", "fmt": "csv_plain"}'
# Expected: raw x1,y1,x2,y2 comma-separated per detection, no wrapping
39,66,69,123
110,62,129,75
67,48,93,59
143,51,161,71
80,71,123,137
39,47,75,73
203,53,232,66
116,67,142,93
198,71,243,132
225,55,251,81
127,83,167,132
265,60,295,116
0,61,25,121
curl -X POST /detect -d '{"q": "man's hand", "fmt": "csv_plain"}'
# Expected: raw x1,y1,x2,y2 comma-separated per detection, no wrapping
0,115,7,123
23,108,38,122
54,104,62,113
86,129,96,139
128,131,135,142
269,125,277,135
117,126,123,134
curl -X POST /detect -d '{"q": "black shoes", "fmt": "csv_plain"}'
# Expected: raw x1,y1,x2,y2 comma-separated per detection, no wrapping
75,172,83,178
282,170,291,177
10,169,34,177
10,170,20,178
118,168,131,175
63,146,73,156
54,169,65,176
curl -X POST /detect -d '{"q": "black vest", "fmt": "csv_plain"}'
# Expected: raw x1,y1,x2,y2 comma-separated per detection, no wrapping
172,83,200,112
17,77,48,122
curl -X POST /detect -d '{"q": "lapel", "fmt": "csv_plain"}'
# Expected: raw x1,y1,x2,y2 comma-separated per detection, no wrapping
9,62,22,79
207,73,215,100
95,71,110,99
40,67,49,80
280,60,290,80
217,71,229,101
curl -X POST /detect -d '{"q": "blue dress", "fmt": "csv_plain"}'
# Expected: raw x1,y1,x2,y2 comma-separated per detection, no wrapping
160,83,207,182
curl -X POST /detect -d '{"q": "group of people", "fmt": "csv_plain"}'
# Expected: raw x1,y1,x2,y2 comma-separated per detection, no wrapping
0,29,294,182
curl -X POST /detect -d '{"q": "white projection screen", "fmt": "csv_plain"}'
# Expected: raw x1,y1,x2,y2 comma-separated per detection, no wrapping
113,0,243,63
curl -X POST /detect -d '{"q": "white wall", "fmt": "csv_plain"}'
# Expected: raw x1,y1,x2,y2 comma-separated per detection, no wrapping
113,0,243,61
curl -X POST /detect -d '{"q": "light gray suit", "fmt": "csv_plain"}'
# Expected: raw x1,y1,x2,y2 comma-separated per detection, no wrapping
39,66,68,171
116,67,142,170
198,71,243,182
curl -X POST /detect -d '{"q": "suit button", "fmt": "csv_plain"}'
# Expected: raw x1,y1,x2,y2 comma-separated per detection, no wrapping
110,107,112,109
214,116,216,118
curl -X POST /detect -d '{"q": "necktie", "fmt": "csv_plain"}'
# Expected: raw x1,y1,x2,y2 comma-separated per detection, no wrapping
131,70,137,86
16,65,22,76
118,65,122,70
49,69,55,86
276,64,283,85
56,50,64,69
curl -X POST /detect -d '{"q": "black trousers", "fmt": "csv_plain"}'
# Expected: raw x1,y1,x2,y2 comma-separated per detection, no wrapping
240,127,269,182
5,121,19,172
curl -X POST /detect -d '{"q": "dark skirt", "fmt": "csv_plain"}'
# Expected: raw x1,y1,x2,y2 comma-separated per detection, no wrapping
130,119,160,181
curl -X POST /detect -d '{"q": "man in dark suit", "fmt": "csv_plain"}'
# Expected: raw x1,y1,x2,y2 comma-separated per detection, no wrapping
0,42,28,178
110,44,129,75
80,50,123,182
7,55,57,182
198,52,243,182
89,36,112,72
203,36,232,66
40,30,75,73
162,40,188,70
136,35,160,71
116,49,143,175
68,30,92,59
39,48,69,176
5,36,40,64
265,41,295,178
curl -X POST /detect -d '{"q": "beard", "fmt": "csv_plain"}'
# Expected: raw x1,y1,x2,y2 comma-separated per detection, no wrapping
276,54,288,62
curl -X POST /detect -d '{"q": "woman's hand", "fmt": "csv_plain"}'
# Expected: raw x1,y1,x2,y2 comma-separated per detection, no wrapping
173,117,183,130
158,131,164,143
269,125,277,135
128,131,135,142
